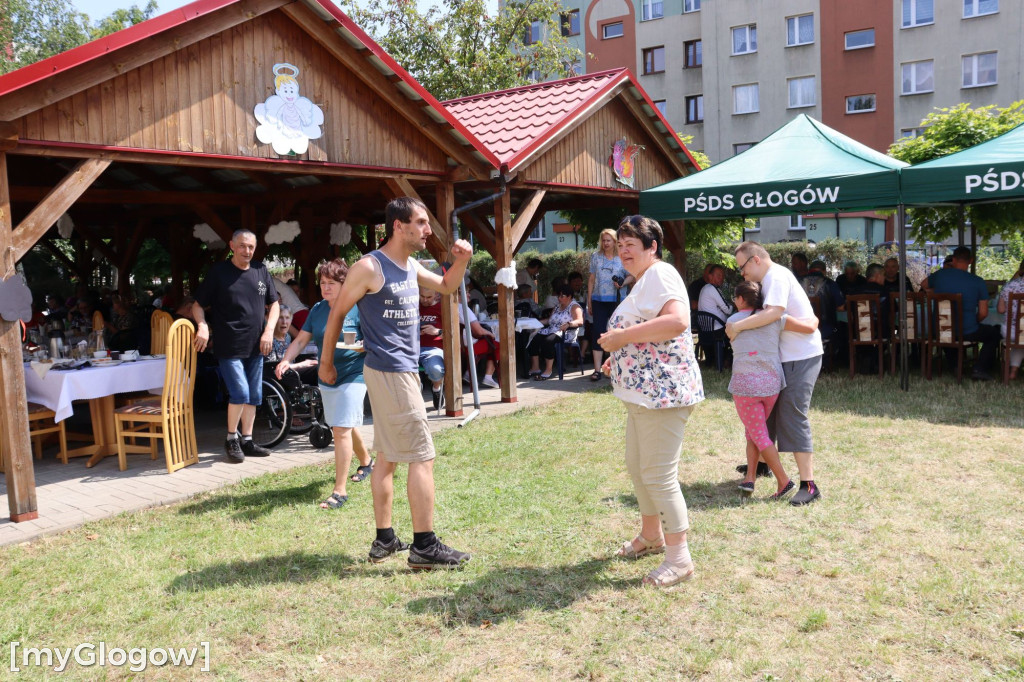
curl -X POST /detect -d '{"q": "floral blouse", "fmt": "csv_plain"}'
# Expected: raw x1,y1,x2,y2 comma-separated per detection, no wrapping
540,300,582,344
608,261,704,409
998,277,1024,339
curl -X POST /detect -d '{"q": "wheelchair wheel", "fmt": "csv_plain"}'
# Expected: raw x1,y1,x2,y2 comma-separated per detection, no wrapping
252,377,291,449
287,388,317,436
309,424,333,449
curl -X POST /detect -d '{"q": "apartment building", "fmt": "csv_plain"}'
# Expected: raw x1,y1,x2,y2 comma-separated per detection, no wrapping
561,0,1023,243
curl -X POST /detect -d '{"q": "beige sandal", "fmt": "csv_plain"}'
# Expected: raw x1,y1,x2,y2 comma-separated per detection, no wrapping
643,559,695,588
615,534,665,559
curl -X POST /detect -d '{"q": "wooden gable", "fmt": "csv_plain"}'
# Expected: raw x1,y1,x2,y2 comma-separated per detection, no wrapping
519,97,678,190
8,10,448,172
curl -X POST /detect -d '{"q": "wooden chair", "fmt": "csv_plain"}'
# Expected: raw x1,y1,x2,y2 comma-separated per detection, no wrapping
113,319,199,473
150,309,173,355
1002,292,1024,384
91,309,105,332
846,294,885,378
889,292,928,376
0,403,68,472
925,292,977,384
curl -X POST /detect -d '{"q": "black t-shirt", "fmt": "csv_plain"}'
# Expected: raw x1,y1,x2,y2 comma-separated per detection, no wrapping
687,278,706,307
837,274,867,296
195,260,279,359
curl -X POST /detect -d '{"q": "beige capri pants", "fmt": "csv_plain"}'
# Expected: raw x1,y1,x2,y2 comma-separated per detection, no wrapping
363,366,435,463
624,402,694,535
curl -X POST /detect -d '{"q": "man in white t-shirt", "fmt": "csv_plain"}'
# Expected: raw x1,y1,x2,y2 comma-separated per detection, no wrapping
697,265,732,330
726,241,824,506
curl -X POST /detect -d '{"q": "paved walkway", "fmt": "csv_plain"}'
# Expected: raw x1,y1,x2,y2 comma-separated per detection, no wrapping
1,371,600,546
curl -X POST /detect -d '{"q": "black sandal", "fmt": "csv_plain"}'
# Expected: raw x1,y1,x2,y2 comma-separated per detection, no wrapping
351,460,374,483
320,492,348,509
590,370,602,381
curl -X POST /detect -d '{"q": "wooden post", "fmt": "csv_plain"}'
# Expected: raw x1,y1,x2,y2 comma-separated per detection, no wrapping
434,182,463,416
493,190,517,403
0,150,38,521
661,220,687,279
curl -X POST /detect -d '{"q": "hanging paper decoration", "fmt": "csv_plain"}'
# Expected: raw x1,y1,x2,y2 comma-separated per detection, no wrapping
494,261,518,290
609,137,644,188
265,220,301,245
0,275,32,323
193,223,225,247
330,221,352,246
254,63,325,156
56,213,74,239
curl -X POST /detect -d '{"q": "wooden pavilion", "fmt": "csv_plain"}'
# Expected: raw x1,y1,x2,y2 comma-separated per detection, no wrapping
0,0,696,521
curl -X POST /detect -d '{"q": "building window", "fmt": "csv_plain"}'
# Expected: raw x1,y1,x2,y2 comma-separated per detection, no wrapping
642,0,663,21
788,76,816,108
733,143,754,155
525,20,542,44
846,94,876,114
790,215,807,230
845,29,875,50
787,14,814,46
528,219,546,241
684,39,702,68
602,22,623,39
654,100,667,116
902,0,934,27
963,0,998,18
685,95,703,123
684,0,700,12
901,60,934,94
732,25,757,55
900,127,926,138
642,47,665,74
733,84,759,114
963,52,997,87
561,9,580,37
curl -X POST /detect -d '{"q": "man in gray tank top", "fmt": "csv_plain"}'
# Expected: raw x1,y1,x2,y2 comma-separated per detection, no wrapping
319,196,473,570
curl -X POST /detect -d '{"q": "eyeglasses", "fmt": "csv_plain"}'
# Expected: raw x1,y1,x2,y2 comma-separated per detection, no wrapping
736,257,752,274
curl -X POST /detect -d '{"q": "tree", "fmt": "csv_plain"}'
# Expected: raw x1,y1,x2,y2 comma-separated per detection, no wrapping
338,0,583,101
1,0,157,74
888,101,1024,243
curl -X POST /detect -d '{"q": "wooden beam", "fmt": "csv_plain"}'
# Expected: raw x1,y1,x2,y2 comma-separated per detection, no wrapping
0,121,18,152
39,239,77,271
459,210,496,256
433,181,463,416
280,2,491,180
0,151,38,521
514,209,546,257
119,218,149,271
12,158,111,261
493,191,516,403
383,178,448,259
11,186,254,207
509,190,546,253
661,220,686,278
73,223,119,266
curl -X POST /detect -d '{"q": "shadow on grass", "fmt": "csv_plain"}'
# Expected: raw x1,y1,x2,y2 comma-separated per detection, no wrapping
406,559,632,627
681,479,747,511
166,552,358,592
176,481,322,520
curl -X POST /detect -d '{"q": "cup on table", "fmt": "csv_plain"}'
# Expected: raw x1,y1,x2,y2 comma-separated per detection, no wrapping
343,331,357,345
93,350,108,359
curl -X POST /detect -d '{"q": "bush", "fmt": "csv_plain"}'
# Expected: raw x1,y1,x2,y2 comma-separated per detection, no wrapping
468,249,592,300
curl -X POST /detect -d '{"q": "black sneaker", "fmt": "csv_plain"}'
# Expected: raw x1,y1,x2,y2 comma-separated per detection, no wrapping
408,539,471,570
768,479,796,501
735,462,773,478
240,439,270,457
432,387,442,412
737,481,755,494
790,482,821,506
368,536,410,563
224,438,244,464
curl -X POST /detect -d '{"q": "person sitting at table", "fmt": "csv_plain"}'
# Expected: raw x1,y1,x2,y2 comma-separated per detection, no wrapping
697,264,732,329
801,259,847,363
44,294,67,321
837,261,867,297
465,276,488,315
104,294,138,352
925,246,1000,381
67,296,96,331
514,284,542,319
687,264,714,311
997,258,1024,380
883,257,914,297
542,276,568,310
526,284,584,380
419,288,500,392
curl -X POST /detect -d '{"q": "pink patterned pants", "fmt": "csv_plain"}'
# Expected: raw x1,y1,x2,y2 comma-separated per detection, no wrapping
733,394,779,452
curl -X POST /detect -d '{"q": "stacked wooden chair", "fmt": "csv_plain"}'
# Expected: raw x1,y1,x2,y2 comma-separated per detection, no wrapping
1002,292,1024,384
888,291,928,376
150,309,173,355
0,404,68,472
846,294,885,378
924,293,977,384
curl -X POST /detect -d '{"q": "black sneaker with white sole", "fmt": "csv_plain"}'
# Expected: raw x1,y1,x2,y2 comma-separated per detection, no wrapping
241,439,270,457
408,539,471,570
368,536,410,563
224,438,244,463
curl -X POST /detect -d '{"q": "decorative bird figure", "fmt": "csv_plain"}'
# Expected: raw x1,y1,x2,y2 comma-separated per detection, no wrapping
609,137,643,188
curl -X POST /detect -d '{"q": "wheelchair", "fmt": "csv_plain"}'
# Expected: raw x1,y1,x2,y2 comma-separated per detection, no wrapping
251,368,333,449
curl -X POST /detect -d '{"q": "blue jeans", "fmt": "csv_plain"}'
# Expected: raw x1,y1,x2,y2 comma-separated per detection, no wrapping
219,356,264,406
419,347,445,383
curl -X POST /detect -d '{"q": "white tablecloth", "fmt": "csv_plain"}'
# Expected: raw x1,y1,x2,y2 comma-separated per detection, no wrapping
479,317,544,334
23,359,167,422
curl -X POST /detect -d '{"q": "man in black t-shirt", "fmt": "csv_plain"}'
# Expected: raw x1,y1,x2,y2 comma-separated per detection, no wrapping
193,229,280,463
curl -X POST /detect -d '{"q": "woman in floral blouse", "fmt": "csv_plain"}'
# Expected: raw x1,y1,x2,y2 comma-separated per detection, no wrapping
526,285,584,380
598,215,704,588
997,258,1024,379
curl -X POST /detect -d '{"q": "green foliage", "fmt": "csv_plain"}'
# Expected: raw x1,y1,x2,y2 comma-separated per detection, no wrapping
467,248,590,299
888,101,1024,243
337,0,583,102
1,0,157,74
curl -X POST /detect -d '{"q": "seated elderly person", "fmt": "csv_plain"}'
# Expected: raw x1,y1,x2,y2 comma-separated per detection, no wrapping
801,259,847,364
104,294,138,351
882,257,913,297
266,304,317,387
419,289,500,406
697,264,731,329
925,246,1000,381
514,284,542,319
526,284,584,380
837,260,867,296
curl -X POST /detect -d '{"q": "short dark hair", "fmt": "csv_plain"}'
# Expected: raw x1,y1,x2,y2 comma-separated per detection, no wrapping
952,246,973,262
792,252,809,266
554,284,573,298
316,258,349,284
568,272,583,282
866,263,884,279
708,264,724,276
809,259,827,272
616,214,663,252
527,258,543,270
733,281,763,310
384,197,428,238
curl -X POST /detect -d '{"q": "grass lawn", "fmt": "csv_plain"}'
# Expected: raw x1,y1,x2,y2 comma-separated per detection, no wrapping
2,371,1023,680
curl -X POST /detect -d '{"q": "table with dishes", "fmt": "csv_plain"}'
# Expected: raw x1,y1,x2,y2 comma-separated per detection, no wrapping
23,356,167,467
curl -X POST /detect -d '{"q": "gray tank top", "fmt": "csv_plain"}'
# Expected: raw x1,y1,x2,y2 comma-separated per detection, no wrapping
357,250,420,373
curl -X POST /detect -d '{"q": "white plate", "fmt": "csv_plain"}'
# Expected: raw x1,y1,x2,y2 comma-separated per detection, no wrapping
90,358,123,367
335,342,365,351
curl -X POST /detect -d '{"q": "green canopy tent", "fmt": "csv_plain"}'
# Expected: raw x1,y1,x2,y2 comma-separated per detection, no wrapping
640,114,907,220
899,121,1024,205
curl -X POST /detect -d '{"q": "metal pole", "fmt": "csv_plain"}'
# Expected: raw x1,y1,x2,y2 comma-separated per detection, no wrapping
897,205,910,391
457,277,481,427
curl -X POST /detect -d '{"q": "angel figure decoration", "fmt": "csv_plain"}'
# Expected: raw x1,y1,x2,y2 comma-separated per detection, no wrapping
254,63,325,155
609,137,643,188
